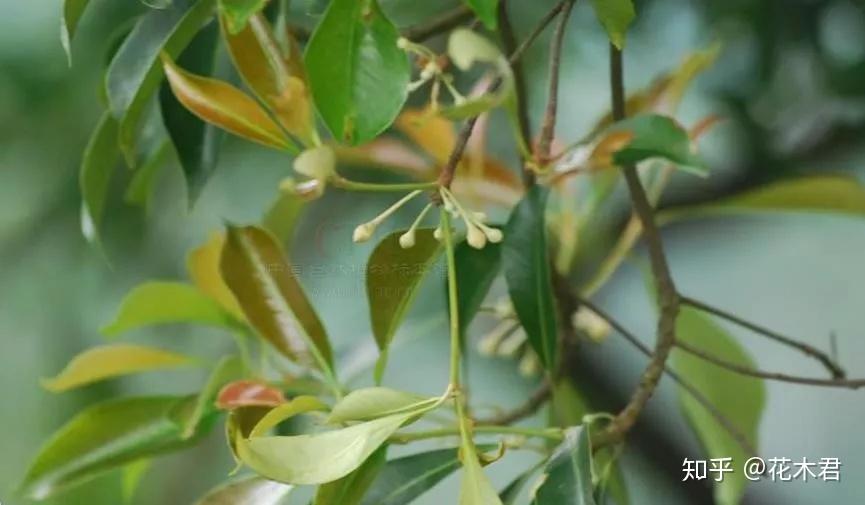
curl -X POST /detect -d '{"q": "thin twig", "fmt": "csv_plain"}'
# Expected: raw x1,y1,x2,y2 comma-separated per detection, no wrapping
535,0,575,163
599,45,681,446
578,298,757,456
674,340,865,389
476,380,552,426
680,296,846,379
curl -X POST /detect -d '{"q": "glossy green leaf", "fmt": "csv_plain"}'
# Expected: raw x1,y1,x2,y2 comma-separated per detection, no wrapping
161,53,294,151
220,225,334,373
124,139,171,209
314,445,387,505
362,447,474,505
236,408,429,485
79,112,120,246
366,228,441,380
441,28,514,120
463,0,498,29
533,427,596,505
500,466,540,505
502,186,557,371
101,281,241,336
329,387,433,424
194,475,294,505
160,20,224,204
589,0,635,50
20,395,200,499
660,175,865,223
453,240,501,336
219,0,268,33
105,0,218,164
608,114,706,176
41,344,195,393
61,0,93,64
305,0,410,145
459,445,503,505
183,356,245,438
672,307,765,505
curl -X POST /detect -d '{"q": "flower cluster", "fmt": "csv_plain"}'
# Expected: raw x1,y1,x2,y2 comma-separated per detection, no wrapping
397,37,466,111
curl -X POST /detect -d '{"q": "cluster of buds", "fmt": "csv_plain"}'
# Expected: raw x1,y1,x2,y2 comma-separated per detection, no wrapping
396,37,466,111
279,145,336,200
477,299,541,377
436,187,502,249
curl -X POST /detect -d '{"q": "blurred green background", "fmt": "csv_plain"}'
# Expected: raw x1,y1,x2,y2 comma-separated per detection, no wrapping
3,0,865,503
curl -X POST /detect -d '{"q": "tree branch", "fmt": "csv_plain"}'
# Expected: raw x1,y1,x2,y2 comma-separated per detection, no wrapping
680,295,846,379
535,0,575,163
476,380,552,426
599,45,681,446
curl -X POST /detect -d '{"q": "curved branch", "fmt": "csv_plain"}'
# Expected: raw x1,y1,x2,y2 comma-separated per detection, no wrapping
476,380,552,426
535,0,575,162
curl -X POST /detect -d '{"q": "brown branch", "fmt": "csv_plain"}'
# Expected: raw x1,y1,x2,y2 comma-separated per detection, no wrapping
578,298,757,457
674,340,865,389
291,6,473,43
680,295,846,379
599,45,681,446
535,0,575,163
476,380,552,426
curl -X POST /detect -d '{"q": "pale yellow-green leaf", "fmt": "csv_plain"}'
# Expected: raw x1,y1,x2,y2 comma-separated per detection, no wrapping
187,232,246,320
328,388,433,424
250,396,329,437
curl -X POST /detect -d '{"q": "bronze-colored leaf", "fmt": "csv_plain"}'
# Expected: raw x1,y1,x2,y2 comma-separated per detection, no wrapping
216,380,288,410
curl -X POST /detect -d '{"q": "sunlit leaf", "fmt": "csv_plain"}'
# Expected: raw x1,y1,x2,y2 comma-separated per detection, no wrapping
61,0,93,65
453,240,501,337
160,20,225,205
314,445,387,505
161,53,294,151
607,114,706,176
502,186,558,371
220,225,334,374
183,356,245,438
589,0,635,50
194,475,294,505
41,344,195,393
362,447,475,505
441,28,513,120
216,380,288,410
462,0,498,29
672,307,764,505
533,427,596,504
102,281,241,336
305,0,409,145
105,0,217,164
79,112,120,246
329,388,433,424
188,232,246,320
366,229,441,381
20,395,202,499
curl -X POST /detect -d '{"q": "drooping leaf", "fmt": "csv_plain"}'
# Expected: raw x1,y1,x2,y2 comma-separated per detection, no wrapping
262,192,306,245
105,0,218,164
366,228,441,381
305,0,410,145
20,396,201,499
194,475,294,505
459,445,503,505
328,387,433,424
216,380,288,411
441,28,514,120
221,13,314,143
219,0,268,33
463,0,498,29
183,356,245,438
161,53,294,151
101,281,241,336
79,112,120,246
660,175,865,223
588,0,635,50
188,232,246,320
533,427,596,505
453,240,501,337
61,0,93,64
314,445,387,505
502,186,558,371
220,225,334,374
124,139,172,209
672,307,765,505
160,19,225,205
41,344,195,393
362,447,472,505
607,114,706,176
248,396,329,437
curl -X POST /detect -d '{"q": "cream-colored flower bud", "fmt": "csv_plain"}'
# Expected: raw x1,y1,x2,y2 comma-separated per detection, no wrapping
484,227,503,243
398,230,416,249
572,306,611,343
353,222,375,243
518,350,540,377
433,226,444,241
396,37,410,50
466,225,487,249
293,145,336,180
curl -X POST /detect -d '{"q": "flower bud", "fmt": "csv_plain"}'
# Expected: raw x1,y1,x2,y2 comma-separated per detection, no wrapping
353,222,375,243
399,230,416,249
484,227,503,243
396,37,410,50
433,226,444,241
466,225,487,249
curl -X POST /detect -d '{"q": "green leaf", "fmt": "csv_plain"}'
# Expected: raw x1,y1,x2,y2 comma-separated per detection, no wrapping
366,228,441,381
235,408,430,485
328,387,433,424
459,445,503,505
20,395,202,499
441,28,514,120
220,225,334,374
314,445,387,505
124,139,172,209
105,0,217,165
160,19,224,205
362,447,471,505
305,0,410,145
182,356,245,438
608,114,706,176
463,0,498,29
660,175,865,223
499,466,540,505
101,281,241,336
672,307,765,505
41,344,195,393
262,192,306,245
249,396,329,437
194,475,294,504
453,240,501,337
61,0,93,64
533,427,596,505
219,0,268,33
502,186,558,371
80,112,120,246
588,0,635,50
121,459,152,504
188,232,246,320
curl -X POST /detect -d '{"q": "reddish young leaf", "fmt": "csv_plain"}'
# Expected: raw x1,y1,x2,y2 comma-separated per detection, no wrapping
216,380,288,410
